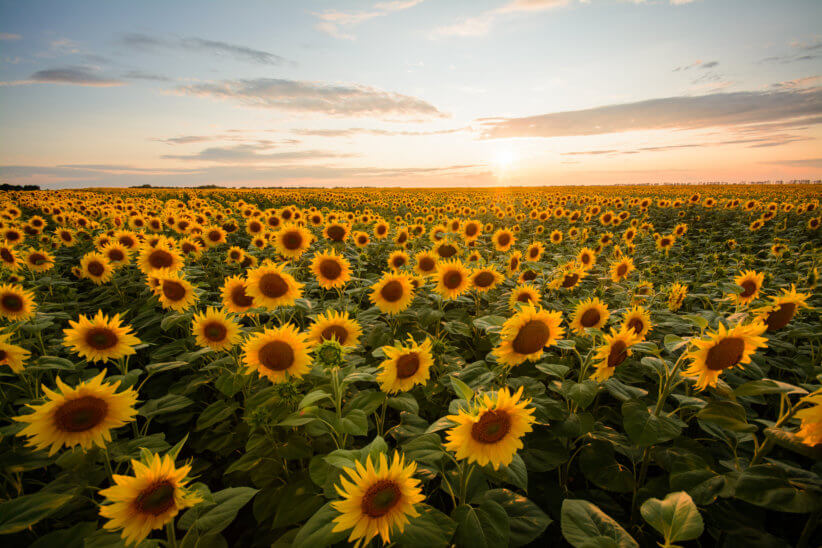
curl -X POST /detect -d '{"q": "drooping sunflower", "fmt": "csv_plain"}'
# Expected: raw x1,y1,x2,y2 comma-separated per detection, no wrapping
730,270,764,306
80,252,115,285
795,392,822,447
64,310,141,363
493,304,564,366
307,309,363,348
191,307,242,351
590,327,642,382
506,251,522,276
755,285,811,331
508,283,541,310
22,248,55,272
242,324,313,383
610,257,635,283
683,321,768,390
621,305,652,340
444,386,535,470
246,263,303,309
331,452,425,547
220,275,255,314
434,259,471,300
570,297,610,334
0,333,30,373
377,336,434,393
469,267,503,293
99,453,202,546
492,228,516,252
310,249,352,289
14,372,138,455
154,271,198,312
0,283,36,321
138,243,183,275
274,224,313,259
668,282,688,311
413,250,438,277
370,272,415,315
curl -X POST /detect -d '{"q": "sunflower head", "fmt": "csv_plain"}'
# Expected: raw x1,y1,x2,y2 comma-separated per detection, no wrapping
570,297,610,334
81,252,115,285
684,321,768,390
64,310,141,363
153,270,198,312
311,249,352,289
508,283,541,311
493,304,565,366
0,283,36,321
756,285,811,331
275,224,313,259
307,309,363,348
470,267,503,292
370,272,415,315
591,327,642,382
434,259,471,300
377,337,434,393
191,307,242,351
242,323,313,383
246,263,303,309
621,305,652,340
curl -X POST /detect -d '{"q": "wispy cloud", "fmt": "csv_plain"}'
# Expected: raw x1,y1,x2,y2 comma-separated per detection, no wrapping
479,87,822,138
119,33,289,65
0,66,123,87
760,36,821,64
673,59,719,71
760,157,822,168
161,143,355,163
314,0,424,40
560,135,812,157
173,78,446,119
0,33,21,41
291,126,467,137
122,70,171,82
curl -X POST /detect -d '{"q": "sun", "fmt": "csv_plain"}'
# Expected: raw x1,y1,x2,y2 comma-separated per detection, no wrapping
493,147,516,171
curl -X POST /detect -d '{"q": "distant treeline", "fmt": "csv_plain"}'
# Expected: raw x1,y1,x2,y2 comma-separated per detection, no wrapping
0,183,41,191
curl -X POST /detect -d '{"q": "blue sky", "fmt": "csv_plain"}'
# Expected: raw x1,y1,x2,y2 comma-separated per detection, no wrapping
0,0,820,188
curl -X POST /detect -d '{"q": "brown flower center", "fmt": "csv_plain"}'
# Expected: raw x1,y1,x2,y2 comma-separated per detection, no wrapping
765,303,797,331
0,349,6,361
739,280,757,298
54,396,108,433
473,272,495,288
380,280,404,302
282,231,303,250
580,308,601,328
87,261,105,277
512,320,550,354
258,272,289,299
418,257,435,272
1,293,23,312
522,270,537,281
148,249,174,269
471,409,511,444
437,244,457,258
319,259,343,280
0,248,12,262
230,284,254,308
627,318,644,334
327,225,345,241
617,264,628,276
607,340,628,367
135,481,176,516
705,337,745,370
443,270,463,290
497,233,511,246
85,327,118,350
395,352,420,379
391,256,407,268
108,249,125,262
510,257,519,270
162,280,187,302
377,225,387,235
203,321,227,342
361,480,401,518
516,291,533,303
465,224,478,236
561,274,579,288
258,340,294,371
321,325,349,344
208,230,222,242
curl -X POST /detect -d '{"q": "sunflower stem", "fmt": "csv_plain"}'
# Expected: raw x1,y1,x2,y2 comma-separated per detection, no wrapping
165,520,178,548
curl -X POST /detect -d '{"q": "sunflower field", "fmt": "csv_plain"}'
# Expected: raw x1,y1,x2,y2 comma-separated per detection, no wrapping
0,185,820,548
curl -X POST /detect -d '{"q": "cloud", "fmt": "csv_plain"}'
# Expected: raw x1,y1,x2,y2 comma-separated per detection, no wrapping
760,157,822,168
560,134,812,157
673,59,719,71
153,135,215,145
291,126,467,137
173,78,446,119
0,33,21,41
0,66,123,87
119,33,289,65
479,86,822,138
314,0,424,40
760,36,822,64
161,143,355,163
123,70,171,82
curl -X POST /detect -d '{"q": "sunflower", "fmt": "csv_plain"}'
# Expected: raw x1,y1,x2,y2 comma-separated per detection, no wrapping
311,249,352,289
22,248,55,272
374,221,390,239
492,228,516,252
434,259,471,300
525,241,545,262
242,324,313,383
191,307,242,351
610,257,635,283
64,310,141,363
755,285,811,331
0,333,30,373
99,453,202,546
225,246,245,264
388,250,410,271
246,263,303,309
621,306,652,340
730,270,764,306
551,267,586,291
220,275,255,314
274,224,313,259
352,231,371,247
331,452,425,547
550,230,563,244
377,337,434,393
434,241,459,259
683,321,768,390
80,252,115,285
796,392,822,447
493,304,564,366
590,327,642,382
202,225,227,248
307,309,363,348
656,234,676,252
100,242,130,267
0,283,36,321
179,238,203,259
370,272,415,315
470,267,504,292
508,283,541,310
0,244,19,270
324,222,350,243
154,271,198,312
413,250,438,277
668,282,688,311
138,243,183,275
570,297,610,334
444,386,535,470
14,372,138,455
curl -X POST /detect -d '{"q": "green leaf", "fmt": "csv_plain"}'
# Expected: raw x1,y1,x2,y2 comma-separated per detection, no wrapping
179,487,258,535
402,433,445,464
166,433,189,460
696,401,757,433
764,427,822,460
387,393,419,414
138,394,193,418
565,379,598,410
579,441,635,493
561,499,638,548
451,375,474,401
640,491,704,545
683,314,709,330
0,492,75,534
343,390,386,415
733,379,808,397
734,465,821,514
299,389,332,409
145,360,188,373
292,501,348,548
452,500,510,548
622,400,682,447
339,409,369,436
392,505,457,547
195,401,236,431
29,522,97,548
479,489,552,547
663,334,688,352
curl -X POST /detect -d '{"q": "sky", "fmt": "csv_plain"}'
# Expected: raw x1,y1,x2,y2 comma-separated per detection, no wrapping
0,0,820,189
